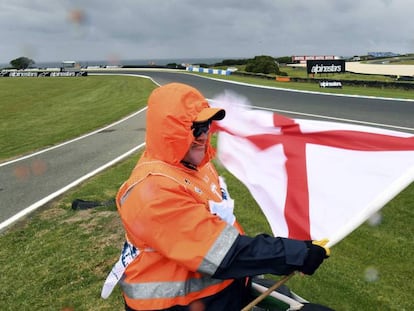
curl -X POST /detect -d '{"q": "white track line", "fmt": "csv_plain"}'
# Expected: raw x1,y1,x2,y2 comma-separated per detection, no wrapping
0,142,146,231
2,73,412,231
0,106,147,168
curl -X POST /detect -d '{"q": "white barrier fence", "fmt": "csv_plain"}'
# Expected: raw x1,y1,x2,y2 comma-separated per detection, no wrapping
186,66,232,76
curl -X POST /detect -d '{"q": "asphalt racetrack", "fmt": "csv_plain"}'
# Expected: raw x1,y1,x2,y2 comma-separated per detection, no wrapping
1,70,413,230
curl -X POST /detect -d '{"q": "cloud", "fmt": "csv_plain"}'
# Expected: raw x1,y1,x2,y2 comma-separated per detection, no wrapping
0,0,413,65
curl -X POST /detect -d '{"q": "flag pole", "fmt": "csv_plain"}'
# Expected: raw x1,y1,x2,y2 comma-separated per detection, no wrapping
241,272,295,311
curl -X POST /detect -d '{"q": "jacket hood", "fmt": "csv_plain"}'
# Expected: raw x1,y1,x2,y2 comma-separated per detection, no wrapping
143,83,221,167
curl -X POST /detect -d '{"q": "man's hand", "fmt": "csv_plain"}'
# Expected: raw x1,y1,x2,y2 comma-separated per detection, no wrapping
312,238,330,256
299,239,330,275
208,176,236,225
209,199,235,225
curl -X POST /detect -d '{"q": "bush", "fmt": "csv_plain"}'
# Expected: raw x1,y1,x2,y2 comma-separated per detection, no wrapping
275,56,292,64
10,56,35,69
245,55,280,75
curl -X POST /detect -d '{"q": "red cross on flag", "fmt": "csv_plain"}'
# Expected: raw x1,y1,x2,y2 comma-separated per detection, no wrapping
211,92,414,246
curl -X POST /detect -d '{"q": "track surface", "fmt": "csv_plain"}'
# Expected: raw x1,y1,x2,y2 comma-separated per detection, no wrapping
1,70,413,229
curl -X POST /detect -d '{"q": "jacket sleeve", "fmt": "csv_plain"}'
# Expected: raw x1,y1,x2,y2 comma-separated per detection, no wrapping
212,234,308,279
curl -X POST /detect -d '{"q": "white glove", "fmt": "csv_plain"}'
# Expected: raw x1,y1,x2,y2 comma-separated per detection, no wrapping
209,176,236,225
209,199,235,225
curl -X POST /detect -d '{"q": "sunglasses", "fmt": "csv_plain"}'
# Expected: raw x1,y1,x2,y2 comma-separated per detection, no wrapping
191,120,211,138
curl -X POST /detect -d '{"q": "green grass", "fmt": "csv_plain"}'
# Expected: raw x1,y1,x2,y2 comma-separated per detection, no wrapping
1,150,412,310
0,74,413,310
0,155,136,311
198,72,414,100
0,75,156,161
280,66,399,81
208,65,414,100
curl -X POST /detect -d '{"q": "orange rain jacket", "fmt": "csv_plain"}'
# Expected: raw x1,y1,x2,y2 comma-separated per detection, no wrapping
116,83,244,310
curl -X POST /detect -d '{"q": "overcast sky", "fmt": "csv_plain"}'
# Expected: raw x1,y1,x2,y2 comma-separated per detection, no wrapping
1,0,413,65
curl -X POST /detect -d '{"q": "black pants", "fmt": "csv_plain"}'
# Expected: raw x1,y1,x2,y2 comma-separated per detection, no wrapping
124,278,250,311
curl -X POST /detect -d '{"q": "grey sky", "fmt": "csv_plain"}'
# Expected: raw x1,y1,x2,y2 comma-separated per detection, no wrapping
1,0,413,64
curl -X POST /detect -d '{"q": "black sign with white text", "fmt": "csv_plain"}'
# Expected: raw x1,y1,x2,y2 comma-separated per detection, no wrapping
319,81,343,88
306,60,345,74
0,71,88,77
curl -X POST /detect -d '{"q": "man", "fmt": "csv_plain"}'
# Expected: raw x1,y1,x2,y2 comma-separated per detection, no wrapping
112,83,329,310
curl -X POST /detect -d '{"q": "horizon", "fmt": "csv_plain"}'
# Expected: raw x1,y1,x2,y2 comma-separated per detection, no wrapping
3,51,412,69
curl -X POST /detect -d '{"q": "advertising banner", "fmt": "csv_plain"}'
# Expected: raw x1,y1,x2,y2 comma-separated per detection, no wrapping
306,60,345,74
0,70,88,77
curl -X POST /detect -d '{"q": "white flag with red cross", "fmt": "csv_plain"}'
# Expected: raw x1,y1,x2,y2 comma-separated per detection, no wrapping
211,92,414,246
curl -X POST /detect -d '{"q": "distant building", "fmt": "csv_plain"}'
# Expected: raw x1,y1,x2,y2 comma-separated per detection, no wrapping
61,60,80,71
291,55,342,64
367,52,400,58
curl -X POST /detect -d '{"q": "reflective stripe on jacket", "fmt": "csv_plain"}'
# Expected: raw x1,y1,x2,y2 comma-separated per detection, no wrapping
116,159,242,310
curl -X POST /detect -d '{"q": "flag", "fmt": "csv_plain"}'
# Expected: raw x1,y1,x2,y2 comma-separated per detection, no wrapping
211,92,414,246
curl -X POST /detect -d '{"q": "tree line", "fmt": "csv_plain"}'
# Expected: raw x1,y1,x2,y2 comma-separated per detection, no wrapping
6,55,291,75
196,55,292,75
